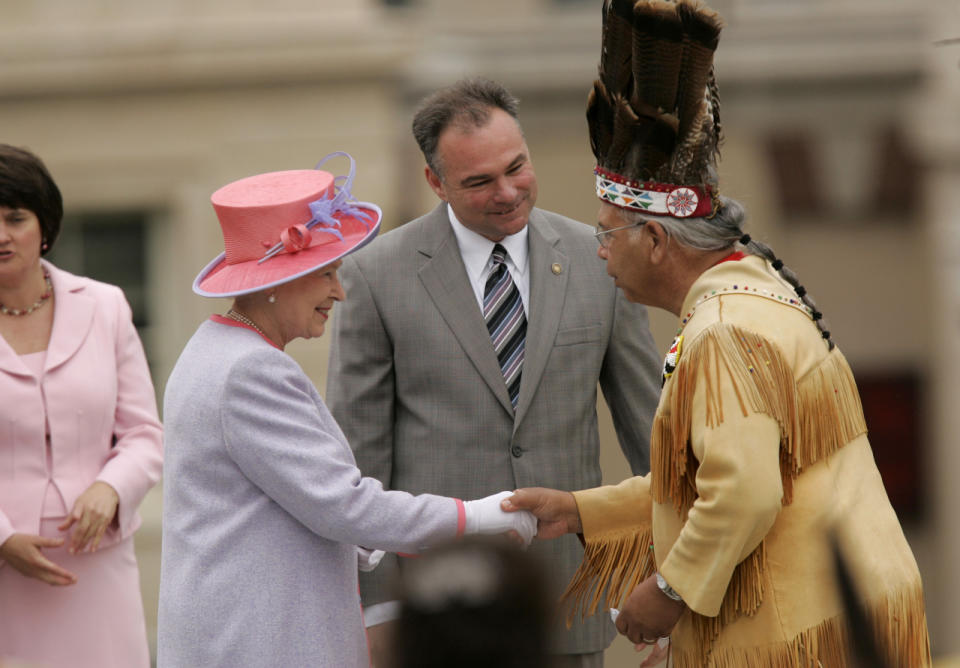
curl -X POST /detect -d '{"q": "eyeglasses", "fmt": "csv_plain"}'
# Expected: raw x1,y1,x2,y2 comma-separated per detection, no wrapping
594,221,645,248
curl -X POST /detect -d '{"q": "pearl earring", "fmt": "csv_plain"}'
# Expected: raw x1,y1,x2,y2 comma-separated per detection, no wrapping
268,294,276,304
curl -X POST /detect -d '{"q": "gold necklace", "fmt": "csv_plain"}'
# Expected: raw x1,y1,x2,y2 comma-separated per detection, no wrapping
0,272,53,316
225,308,266,337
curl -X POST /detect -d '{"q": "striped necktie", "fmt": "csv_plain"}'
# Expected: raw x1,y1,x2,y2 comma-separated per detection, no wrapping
483,244,526,409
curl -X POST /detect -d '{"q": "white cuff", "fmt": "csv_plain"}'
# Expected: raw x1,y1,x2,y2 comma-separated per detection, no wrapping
357,546,385,572
363,600,402,627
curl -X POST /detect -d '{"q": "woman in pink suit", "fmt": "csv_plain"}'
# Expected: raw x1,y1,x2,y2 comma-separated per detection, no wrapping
0,144,163,668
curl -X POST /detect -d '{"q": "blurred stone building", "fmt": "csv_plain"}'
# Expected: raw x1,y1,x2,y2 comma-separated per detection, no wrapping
1,0,957,664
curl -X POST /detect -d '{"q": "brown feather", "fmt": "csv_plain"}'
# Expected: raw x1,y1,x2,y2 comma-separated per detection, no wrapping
703,67,723,178
674,1,723,151
599,0,637,99
606,94,640,172
670,108,711,183
586,80,615,162
631,114,678,181
630,1,684,112
676,0,723,50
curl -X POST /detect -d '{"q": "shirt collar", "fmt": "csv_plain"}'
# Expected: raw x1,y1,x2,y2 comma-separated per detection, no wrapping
446,203,529,279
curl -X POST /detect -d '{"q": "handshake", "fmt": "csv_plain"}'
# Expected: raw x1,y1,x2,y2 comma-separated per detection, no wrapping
463,491,538,546
359,491,538,572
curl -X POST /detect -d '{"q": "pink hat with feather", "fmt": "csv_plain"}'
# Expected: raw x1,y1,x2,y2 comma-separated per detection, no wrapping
193,152,381,297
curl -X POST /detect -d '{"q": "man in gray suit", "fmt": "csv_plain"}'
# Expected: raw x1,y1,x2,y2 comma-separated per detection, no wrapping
327,78,661,667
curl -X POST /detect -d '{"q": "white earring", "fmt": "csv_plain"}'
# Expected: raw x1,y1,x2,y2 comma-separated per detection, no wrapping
268,294,276,304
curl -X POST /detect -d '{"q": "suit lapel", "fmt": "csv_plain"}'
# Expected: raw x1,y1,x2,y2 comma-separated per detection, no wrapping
416,207,514,415
43,262,96,373
513,210,568,429
0,262,94,378
0,330,30,377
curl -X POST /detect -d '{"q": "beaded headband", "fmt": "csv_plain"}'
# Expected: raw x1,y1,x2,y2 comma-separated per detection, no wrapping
594,166,718,218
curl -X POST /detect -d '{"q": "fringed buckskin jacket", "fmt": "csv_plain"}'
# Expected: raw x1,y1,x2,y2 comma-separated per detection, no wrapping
565,254,930,667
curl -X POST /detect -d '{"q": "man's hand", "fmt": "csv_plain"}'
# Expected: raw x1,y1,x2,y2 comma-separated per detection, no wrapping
0,533,77,586
58,480,119,554
638,637,671,667
615,574,685,646
501,487,582,539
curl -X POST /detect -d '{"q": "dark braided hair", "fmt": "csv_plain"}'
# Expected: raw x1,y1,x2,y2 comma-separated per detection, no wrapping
737,233,833,350
619,196,834,349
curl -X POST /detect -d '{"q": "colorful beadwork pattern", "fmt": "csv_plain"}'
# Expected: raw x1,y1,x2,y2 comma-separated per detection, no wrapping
594,167,714,218
661,334,684,386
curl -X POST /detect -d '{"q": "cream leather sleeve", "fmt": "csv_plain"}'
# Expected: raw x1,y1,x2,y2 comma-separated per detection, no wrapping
658,376,784,617
574,474,652,538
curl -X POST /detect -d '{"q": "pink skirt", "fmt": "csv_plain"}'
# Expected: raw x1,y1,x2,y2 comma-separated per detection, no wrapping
0,517,150,668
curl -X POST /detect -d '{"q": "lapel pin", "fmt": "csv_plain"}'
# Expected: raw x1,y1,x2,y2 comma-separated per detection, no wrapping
551,263,563,275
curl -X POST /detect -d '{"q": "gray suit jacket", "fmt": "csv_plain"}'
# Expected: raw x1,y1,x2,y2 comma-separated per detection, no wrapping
327,205,661,654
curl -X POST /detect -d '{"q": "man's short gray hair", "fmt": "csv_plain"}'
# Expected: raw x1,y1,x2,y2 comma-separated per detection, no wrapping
412,78,521,178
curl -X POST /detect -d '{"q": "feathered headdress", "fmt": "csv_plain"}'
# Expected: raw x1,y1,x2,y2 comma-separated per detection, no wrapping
589,0,724,219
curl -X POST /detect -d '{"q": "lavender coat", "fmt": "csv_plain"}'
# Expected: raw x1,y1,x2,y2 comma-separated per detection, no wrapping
157,318,461,668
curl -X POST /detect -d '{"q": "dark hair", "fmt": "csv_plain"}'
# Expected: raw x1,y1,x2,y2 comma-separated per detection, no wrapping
412,77,521,178
0,144,63,255
393,536,551,668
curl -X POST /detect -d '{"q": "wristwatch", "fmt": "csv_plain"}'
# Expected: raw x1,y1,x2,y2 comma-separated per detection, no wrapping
656,572,684,603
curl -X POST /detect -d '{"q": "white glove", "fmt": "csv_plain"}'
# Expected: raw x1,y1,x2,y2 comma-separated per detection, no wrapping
463,491,537,546
357,546,385,572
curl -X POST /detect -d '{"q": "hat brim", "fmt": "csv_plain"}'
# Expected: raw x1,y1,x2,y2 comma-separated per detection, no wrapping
192,203,382,298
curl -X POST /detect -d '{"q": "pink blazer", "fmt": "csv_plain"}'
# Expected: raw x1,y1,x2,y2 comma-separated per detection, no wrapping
0,261,162,550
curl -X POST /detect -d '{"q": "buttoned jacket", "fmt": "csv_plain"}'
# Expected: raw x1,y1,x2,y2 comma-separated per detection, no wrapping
0,261,163,549
327,204,662,653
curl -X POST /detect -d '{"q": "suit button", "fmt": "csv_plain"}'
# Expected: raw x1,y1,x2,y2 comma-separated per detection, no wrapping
510,445,523,458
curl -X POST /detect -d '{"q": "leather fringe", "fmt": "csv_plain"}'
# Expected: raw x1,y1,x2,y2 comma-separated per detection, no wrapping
869,582,933,668
794,347,868,471
560,527,656,627
651,323,799,512
651,323,867,514
685,542,767,658
671,581,931,667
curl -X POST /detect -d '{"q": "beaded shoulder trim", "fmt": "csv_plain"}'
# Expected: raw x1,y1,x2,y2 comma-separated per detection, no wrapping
678,284,813,334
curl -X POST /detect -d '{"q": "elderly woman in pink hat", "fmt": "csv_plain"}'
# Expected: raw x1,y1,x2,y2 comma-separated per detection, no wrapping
157,153,536,668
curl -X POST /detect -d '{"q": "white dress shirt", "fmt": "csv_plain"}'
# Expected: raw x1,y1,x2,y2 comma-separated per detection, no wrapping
362,206,530,629
447,204,529,316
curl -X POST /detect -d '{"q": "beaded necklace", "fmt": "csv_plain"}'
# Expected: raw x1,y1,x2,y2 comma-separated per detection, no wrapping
225,309,266,337
0,272,53,316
